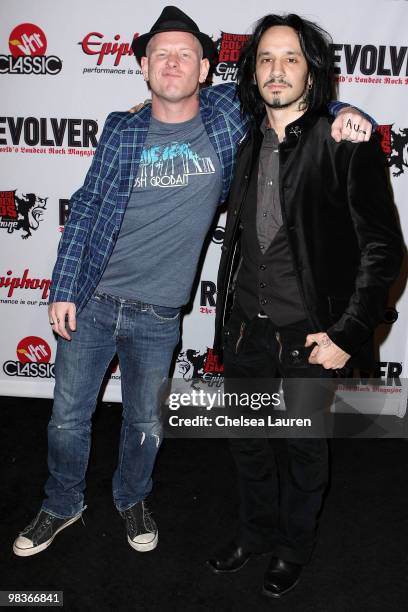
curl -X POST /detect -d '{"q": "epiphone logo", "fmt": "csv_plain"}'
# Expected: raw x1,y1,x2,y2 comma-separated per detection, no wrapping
79,32,138,65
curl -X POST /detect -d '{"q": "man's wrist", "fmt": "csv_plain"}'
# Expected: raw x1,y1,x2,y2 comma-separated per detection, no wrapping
328,100,378,130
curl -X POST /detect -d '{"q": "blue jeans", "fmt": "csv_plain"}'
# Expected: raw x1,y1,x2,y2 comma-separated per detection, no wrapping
42,292,180,518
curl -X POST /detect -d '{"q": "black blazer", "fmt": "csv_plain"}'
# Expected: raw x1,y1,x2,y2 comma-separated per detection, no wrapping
214,109,404,369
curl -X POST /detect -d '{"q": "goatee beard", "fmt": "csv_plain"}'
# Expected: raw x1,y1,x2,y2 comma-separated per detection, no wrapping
265,95,291,109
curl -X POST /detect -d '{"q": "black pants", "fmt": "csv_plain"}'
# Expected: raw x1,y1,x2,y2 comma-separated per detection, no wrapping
223,303,335,565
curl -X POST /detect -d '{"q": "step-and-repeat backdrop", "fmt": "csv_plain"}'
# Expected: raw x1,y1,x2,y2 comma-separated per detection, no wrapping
1,0,407,414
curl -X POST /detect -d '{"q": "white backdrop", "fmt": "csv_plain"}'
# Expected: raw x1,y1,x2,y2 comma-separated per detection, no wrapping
1,0,407,414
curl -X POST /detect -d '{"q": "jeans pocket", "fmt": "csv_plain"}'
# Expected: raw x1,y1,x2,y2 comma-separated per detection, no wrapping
150,304,180,321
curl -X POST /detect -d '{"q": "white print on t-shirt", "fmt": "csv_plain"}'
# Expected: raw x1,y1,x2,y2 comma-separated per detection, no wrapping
134,141,216,189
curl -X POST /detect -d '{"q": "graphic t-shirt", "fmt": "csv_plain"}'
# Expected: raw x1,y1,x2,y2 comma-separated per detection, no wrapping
98,113,222,306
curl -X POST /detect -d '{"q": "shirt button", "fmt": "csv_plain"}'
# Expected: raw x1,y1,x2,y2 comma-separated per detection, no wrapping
268,180,273,186
260,264,266,270
263,212,267,218
260,282,266,288
260,243,264,250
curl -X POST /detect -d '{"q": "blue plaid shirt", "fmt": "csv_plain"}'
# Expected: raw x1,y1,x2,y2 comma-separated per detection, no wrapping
49,82,370,312
49,83,248,311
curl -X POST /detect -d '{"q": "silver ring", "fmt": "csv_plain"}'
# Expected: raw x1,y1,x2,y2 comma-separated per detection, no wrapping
49,320,55,325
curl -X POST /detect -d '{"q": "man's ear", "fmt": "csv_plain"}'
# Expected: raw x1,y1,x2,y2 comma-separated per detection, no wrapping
199,58,210,83
140,56,149,81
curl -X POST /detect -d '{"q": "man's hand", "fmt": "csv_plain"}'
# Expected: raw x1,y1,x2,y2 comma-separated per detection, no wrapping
48,302,76,340
305,332,351,369
331,107,372,143
128,99,151,113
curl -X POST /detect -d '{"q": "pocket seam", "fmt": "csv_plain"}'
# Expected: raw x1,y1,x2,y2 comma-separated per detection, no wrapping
150,305,180,321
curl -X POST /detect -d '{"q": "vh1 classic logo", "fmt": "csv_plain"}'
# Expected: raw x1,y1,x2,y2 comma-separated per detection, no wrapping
0,23,62,75
3,336,54,378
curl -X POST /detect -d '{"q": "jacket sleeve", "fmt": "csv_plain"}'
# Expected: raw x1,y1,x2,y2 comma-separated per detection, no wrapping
328,100,377,129
200,82,248,132
327,134,404,355
48,112,125,304
200,82,238,108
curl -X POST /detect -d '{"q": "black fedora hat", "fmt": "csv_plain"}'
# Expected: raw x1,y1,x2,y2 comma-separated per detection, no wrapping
132,5,217,62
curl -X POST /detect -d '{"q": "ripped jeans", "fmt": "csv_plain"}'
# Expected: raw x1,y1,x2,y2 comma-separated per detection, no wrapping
42,292,180,518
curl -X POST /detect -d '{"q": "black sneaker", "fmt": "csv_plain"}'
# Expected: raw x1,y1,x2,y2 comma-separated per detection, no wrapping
120,501,158,552
13,509,81,557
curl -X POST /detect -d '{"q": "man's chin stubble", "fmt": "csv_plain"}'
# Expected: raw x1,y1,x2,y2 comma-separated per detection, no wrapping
264,98,290,109
263,91,307,111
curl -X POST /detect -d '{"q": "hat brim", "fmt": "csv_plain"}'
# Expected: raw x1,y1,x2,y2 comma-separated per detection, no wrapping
132,28,217,63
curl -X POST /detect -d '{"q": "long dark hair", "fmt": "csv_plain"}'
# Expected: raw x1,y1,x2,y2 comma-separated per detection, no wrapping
237,13,335,125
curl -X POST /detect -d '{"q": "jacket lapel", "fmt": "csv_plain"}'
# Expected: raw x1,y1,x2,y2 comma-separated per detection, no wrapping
117,106,151,226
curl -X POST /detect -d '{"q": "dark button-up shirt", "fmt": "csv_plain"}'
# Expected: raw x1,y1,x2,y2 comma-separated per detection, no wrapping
256,120,282,251
235,120,307,326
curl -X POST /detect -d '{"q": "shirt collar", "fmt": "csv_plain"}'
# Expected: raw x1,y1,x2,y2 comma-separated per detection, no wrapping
258,107,326,143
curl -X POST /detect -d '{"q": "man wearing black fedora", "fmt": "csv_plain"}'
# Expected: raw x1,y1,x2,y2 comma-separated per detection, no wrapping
13,6,374,559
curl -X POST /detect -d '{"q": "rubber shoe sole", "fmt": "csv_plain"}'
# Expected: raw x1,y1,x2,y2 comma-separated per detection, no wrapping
127,530,158,552
13,514,81,557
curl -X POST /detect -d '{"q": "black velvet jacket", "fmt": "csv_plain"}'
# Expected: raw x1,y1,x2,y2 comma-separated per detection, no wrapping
214,109,404,369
